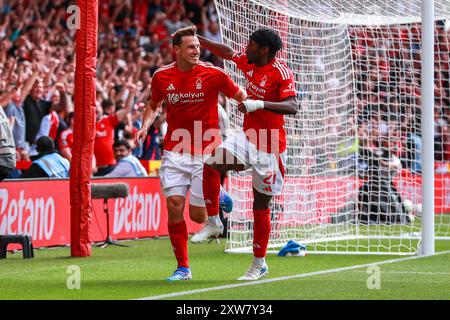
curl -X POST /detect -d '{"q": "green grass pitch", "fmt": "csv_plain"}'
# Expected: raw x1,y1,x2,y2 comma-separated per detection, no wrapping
0,237,449,300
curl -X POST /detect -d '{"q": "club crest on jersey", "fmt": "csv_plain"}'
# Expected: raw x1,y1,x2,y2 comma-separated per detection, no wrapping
196,77,202,90
247,70,253,77
260,75,268,87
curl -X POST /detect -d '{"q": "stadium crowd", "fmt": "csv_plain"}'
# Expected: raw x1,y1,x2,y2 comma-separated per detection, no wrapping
0,0,224,178
350,21,450,175
1,0,450,179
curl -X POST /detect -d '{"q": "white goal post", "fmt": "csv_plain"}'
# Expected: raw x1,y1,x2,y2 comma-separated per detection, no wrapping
214,0,450,255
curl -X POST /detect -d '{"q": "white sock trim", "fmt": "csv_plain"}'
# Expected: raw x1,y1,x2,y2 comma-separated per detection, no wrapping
208,215,221,225
253,257,265,267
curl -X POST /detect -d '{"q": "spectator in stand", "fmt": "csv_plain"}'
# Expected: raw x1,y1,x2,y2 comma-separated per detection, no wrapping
59,111,74,161
132,0,151,29
165,11,188,36
131,98,165,161
148,11,170,49
94,83,137,176
434,104,449,161
23,78,52,147
139,109,165,161
49,81,70,122
2,61,41,157
58,111,98,176
29,101,68,155
405,117,422,173
0,0,231,176
110,0,133,28
20,136,69,179
115,17,137,39
0,104,16,181
105,139,148,177
184,0,205,26
131,101,145,156
358,134,412,224
200,6,221,64
146,0,163,24
4,86,31,161
114,98,135,142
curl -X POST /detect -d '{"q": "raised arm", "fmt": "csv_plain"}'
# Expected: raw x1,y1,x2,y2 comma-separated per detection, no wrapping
116,83,137,122
0,87,16,106
20,63,41,101
53,82,68,113
43,58,59,88
197,35,236,60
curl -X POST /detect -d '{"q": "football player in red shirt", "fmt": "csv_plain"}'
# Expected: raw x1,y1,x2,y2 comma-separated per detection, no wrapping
135,26,247,281
196,28,299,280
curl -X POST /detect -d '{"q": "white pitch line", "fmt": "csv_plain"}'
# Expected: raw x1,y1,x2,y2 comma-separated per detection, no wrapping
136,250,450,300
351,271,450,275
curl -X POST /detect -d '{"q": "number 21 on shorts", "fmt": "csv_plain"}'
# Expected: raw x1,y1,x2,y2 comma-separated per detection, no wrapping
263,171,277,185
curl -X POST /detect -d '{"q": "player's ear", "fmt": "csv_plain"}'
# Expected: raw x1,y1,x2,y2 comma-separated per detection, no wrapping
260,46,269,56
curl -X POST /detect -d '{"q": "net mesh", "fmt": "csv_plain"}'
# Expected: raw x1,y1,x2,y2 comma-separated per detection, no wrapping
215,0,450,254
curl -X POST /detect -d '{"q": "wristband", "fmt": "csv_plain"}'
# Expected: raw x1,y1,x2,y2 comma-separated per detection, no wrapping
243,99,264,113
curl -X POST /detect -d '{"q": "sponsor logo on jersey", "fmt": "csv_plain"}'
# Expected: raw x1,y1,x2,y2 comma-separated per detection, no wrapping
245,79,266,99
167,92,205,104
247,70,253,77
167,83,175,91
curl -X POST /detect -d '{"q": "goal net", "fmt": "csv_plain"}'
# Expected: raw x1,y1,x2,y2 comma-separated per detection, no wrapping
215,0,450,255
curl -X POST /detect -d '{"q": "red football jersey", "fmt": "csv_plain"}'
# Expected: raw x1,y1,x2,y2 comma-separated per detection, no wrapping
150,62,240,155
94,114,120,166
232,52,297,154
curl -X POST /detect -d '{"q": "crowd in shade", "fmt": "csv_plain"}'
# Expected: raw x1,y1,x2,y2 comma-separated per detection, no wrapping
349,21,450,175
0,0,225,178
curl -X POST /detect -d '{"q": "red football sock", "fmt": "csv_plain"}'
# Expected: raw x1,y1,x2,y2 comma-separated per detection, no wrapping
203,164,221,217
168,221,189,268
253,209,271,258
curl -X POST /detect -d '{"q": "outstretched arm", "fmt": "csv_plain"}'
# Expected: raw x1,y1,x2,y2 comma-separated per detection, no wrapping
238,96,299,115
197,35,236,60
134,98,162,145
232,87,247,103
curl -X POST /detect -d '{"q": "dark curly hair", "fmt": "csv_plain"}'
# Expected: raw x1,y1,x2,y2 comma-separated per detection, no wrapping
113,139,131,150
249,28,283,58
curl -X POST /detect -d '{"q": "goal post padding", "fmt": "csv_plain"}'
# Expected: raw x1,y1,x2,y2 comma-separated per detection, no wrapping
71,0,98,257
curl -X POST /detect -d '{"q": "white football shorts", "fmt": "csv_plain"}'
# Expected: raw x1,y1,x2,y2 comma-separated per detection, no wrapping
159,151,206,207
219,131,286,195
